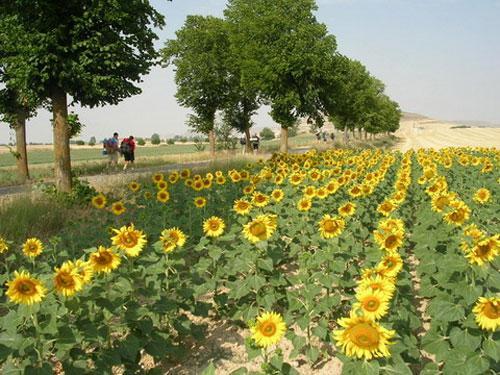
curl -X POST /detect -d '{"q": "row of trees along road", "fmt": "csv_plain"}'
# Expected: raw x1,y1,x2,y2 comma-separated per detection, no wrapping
0,1,168,192
163,0,401,155
1,0,400,192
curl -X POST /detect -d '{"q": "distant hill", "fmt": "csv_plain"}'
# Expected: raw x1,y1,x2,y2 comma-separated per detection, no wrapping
450,120,500,128
401,112,429,121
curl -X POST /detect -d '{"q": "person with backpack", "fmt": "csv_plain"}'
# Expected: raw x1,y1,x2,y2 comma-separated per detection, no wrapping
103,132,120,170
121,136,136,171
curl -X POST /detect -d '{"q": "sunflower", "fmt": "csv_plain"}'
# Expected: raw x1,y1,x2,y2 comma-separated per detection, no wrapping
111,224,147,257
377,200,396,216
465,236,499,266
152,173,164,183
128,181,141,192
315,187,328,199
91,193,107,209
443,201,470,226
192,179,204,191
357,275,396,298
376,252,403,278
431,192,455,212
338,202,356,217
271,189,284,202
297,197,312,212
250,311,287,348
203,216,225,238
169,173,180,184
243,185,255,195
243,215,277,243
75,260,94,284
473,188,491,204
233,199,252,215
6,270,46,305
216,176,226,185
333,314,395,360
378,218,405,233
252,192,270,207
157,190,170,203
348,185,363,198
156,180,168,191
463,224,485,241
194,196,207,208
353,289,391,320
111,201,126,216
0,237,9,254
22,238,43,258
54,261,84,297
318,215,345,239
160,227,187,253
303,186,316,198
374,231,404,252
144,191,152,200
229,171,242,183
89,246,121,273
473,297,499,331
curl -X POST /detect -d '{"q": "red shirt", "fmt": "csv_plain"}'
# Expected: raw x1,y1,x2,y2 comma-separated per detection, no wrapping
123,138,136,152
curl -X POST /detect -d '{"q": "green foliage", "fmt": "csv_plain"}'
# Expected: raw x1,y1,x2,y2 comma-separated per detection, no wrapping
66,112,85,139
150,133,161,145
163,16,230,135
34,177,97,206
260,127,275,141
88,136,96,146
225,0,337,130
75,140,85,146
166,138,175,145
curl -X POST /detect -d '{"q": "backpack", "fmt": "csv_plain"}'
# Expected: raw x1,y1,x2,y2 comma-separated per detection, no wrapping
120,140,131,154
103,138,116,154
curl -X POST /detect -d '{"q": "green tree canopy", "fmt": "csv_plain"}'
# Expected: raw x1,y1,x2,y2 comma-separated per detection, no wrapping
0,1,165,191
162,15,231,156
225,0,338,152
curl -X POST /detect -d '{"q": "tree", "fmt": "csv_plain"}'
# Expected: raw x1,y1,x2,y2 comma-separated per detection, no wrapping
225,0,337,153
163,16,231,157
259,127,275,140
0,1,165,191
151,133,161,145
0,63,40,183
88,136,96,146
136,137,146,146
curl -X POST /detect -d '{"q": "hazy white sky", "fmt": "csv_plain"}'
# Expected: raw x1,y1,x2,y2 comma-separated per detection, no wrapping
1,0,499,143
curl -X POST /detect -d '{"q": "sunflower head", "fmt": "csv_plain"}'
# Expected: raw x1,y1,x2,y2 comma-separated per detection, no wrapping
92,193,107,209
6,270,46,305
473,188,491,204
54,261,84,297
194,196,207,208
111,224,147,257
157,190,170,203
318,215,345,239
250,311,287,348
0,237,9,254
333,314,395,360
473,297,499,331
128,181,141,192
243,215,277,243
353,289,391,320
203,216,225,238
111,201,126,216
233,199,252,215
90,246,121,273
160,228,187,253
338,202,356,217
22,238,43,258
271,189,284,202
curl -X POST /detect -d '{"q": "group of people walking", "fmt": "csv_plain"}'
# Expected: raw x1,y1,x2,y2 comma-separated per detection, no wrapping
103,132,136,171
240,134,261,154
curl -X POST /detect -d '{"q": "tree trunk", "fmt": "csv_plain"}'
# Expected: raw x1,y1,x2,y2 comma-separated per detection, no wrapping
51,88,72,192
358,128,362,139
352,129,356,139
364,130,368,140
280,126,289,153
343,127,348,144
244,128,252,153
14,111,29,183
208,129,216,157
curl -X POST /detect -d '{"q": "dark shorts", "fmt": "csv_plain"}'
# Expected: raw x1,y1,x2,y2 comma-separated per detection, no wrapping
124,152,135,162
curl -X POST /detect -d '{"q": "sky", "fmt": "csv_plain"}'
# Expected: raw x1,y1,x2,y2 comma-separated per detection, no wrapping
1,0,500,144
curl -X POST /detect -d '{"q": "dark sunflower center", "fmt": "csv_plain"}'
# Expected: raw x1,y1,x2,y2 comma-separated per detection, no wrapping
260,322,277,337
483,302,499,319
324,220,337,232
18,280,36,295
476,243,491,257
209,221,220,230
385,235,398,248
349,323,379,348
121,233,138,247
250,222,267,237
57,272,75,288
97,252,112,265
364,298,380,312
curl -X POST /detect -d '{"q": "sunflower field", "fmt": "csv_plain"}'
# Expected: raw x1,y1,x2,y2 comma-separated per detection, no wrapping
0,147,498,374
